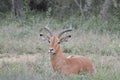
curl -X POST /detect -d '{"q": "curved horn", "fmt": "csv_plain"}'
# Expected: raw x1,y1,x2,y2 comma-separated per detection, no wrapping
44,26,53,36
58,29,72,38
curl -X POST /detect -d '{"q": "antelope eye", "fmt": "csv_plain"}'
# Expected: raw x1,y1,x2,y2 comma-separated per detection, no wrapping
57,41,60,44
48,40,50,43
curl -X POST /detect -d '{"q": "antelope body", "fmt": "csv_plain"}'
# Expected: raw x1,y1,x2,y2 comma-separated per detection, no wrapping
40,27,95,75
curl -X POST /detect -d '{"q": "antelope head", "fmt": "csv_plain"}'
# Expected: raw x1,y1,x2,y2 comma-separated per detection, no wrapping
40,27,72,55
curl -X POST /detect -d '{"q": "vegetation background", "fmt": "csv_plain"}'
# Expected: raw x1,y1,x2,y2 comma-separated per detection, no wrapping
0,0,120,80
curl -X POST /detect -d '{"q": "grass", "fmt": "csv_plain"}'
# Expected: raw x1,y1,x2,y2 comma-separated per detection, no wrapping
0,54,119,80
63,30,120,56
0,15,120,80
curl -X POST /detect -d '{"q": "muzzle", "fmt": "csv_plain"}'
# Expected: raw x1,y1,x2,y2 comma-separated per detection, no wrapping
48,48,55,54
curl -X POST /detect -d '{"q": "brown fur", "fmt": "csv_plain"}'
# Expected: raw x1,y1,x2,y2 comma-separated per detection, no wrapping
49,36,95,75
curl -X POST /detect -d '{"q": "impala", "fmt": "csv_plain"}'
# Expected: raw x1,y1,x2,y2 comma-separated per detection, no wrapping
40,27,95,75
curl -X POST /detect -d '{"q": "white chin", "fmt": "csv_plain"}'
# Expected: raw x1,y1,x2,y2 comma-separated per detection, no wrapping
48,52,55,55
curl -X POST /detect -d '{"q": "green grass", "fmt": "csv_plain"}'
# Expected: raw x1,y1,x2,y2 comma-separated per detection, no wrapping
0,15,120,80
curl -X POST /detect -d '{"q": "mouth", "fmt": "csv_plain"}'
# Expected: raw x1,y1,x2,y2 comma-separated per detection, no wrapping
48,50,55,55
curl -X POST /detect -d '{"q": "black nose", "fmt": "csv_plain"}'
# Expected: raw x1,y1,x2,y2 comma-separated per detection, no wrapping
49,48,53,51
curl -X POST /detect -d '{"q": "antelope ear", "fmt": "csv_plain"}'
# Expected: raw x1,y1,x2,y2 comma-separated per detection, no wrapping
60,35,71,42
40,33,50,41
